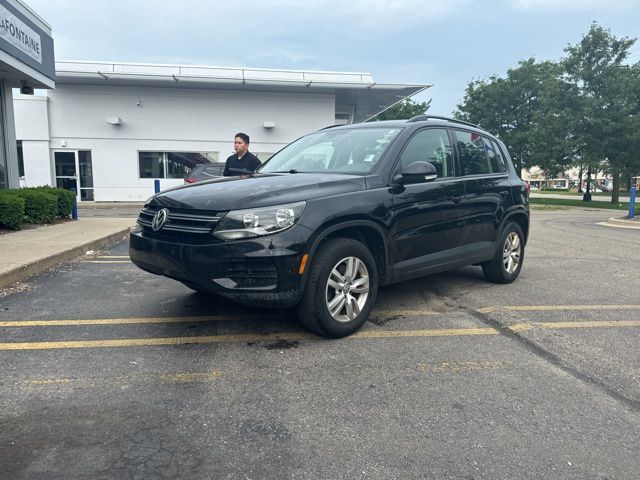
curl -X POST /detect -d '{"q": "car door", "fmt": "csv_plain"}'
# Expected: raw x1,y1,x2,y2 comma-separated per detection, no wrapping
453,129,512,257
390,127,467,279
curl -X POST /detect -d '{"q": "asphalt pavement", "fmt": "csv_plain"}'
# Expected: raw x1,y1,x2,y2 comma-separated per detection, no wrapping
0,202,638,291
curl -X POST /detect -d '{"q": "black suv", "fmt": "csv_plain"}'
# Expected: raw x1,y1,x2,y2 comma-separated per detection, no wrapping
130,116,530,337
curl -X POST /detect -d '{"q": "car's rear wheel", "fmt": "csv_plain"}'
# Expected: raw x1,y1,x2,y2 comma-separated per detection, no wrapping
482,221,524,283
297,238,377,338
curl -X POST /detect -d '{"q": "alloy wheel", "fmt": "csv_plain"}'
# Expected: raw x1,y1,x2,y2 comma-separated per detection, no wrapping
325,256,370,323
502,232,521,274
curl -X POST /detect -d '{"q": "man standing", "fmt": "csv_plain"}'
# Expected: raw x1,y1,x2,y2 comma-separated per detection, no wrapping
223,133,261,176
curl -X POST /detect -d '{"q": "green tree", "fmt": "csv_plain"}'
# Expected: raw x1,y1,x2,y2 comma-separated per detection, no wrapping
562,23,638,202
368,97,431,121
456,59,569,176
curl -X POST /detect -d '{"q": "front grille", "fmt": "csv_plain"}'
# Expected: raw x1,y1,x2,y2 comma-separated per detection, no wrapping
137,206,223,243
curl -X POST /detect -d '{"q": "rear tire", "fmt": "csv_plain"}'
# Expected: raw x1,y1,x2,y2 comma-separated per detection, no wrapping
482,222,524,283
297,238,378,338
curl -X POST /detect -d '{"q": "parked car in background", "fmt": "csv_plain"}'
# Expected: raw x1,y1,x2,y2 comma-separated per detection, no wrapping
184,162,226,183
132,116,530,338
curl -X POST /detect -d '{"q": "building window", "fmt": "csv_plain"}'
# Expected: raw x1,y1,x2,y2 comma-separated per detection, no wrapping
253,152,273,163
17,141,24,177
138,152,218,178
335,113,351,125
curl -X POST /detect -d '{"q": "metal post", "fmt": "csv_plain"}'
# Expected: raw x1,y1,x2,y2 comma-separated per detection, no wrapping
71,187,78,220
629,186,637,219
154,179,160,194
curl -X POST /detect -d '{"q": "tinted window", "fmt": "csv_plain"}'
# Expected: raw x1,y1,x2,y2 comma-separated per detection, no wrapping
455,131,507,175
490,140,507,173
399,128,454,178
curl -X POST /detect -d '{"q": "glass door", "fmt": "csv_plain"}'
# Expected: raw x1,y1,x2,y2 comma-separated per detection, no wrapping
54,151,77,201
78,151,94,201
54,150,94,202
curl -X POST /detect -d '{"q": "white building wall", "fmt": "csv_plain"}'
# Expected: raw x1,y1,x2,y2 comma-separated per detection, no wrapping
22,141,51,186
44,84,335,201
13,95,52,187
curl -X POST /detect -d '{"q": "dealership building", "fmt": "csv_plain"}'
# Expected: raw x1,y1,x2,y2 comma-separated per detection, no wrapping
12,60,428,202
0,0,54,190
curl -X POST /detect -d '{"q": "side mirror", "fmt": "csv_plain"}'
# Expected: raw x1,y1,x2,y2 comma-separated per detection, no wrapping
396,161,438,184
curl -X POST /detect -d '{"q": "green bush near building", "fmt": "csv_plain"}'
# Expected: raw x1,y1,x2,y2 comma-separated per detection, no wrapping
0,186,75,229
33,186,75,217
15,189,58,224
0,191,26,230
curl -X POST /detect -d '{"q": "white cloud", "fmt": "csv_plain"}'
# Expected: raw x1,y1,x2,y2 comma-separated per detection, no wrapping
511,0,637,12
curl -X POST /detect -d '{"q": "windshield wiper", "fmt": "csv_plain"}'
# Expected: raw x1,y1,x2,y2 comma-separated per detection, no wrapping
272,169,302,174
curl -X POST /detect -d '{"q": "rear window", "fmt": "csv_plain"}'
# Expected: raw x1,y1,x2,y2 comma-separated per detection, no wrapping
454,130,506,175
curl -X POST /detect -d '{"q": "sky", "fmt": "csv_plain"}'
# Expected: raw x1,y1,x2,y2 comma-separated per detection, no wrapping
25,0,640,116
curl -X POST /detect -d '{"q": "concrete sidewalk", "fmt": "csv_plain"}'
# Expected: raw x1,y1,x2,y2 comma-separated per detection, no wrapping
0,218,135,289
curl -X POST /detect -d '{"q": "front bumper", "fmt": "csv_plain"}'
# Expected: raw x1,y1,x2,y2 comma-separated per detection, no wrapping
129,224,314,308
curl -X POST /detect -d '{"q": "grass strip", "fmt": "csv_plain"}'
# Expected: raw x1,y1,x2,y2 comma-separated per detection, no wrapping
529,197,629,210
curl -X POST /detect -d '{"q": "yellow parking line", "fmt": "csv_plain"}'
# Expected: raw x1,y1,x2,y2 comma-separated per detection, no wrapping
2,319,640,351
479,305,640,314
354,328,496,338
0,311,441,328
96,255,129,259
510,320,640,332
0,314,282,327
0,328,498,350
0,332,316,350
84,261,131,264
22,370,224,388
372,310,440,317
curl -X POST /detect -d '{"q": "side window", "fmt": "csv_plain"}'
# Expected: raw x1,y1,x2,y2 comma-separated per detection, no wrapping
455,130,492,176
399,128,455,178
490,140,507,173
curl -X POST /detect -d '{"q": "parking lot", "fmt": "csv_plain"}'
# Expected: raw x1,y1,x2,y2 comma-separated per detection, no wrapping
1,209,639,479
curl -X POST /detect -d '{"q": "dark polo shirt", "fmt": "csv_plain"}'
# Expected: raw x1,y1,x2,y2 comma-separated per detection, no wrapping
223,152,261,176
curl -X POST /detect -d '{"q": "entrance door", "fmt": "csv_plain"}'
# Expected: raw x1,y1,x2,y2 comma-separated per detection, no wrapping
54,151,94,202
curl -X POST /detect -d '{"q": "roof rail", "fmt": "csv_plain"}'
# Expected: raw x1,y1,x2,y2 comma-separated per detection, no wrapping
407,115,479,128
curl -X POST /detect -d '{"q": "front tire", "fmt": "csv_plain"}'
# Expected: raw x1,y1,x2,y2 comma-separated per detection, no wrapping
297,238,378,338
482,222,524,283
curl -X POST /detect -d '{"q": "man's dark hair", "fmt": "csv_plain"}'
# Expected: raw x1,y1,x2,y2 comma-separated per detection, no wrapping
235,133,250,144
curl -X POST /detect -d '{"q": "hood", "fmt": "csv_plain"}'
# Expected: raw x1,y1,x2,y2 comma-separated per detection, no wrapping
149,173,366,211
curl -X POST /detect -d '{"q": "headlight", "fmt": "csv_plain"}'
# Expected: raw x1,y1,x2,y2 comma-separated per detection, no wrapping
214,201,306,240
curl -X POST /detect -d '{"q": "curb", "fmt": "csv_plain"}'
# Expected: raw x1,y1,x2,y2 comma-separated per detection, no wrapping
78,202,145,210
604,217,640,229
0,228,131,289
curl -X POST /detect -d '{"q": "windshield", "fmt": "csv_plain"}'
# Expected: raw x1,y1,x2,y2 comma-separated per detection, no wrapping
260,127,403,175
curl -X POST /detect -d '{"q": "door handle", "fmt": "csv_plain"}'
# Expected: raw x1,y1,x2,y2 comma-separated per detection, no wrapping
449,195,463,203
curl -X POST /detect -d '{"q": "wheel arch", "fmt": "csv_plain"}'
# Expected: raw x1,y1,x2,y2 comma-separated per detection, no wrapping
305,220,390,286
500,208,530,245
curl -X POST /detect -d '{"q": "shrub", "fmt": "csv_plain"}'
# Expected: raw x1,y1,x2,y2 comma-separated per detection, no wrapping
34,186,75,217
0,190,25,230
15,189,58,224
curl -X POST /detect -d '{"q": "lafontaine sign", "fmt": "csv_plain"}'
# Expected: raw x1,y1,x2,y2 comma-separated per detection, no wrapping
0,3,41,63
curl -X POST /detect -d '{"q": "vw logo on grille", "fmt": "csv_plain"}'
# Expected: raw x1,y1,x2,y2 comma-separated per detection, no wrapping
151,208,169,231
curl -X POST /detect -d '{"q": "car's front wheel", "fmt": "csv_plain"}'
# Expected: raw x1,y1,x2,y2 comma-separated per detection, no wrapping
482,221,524,283
297,238,378,338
